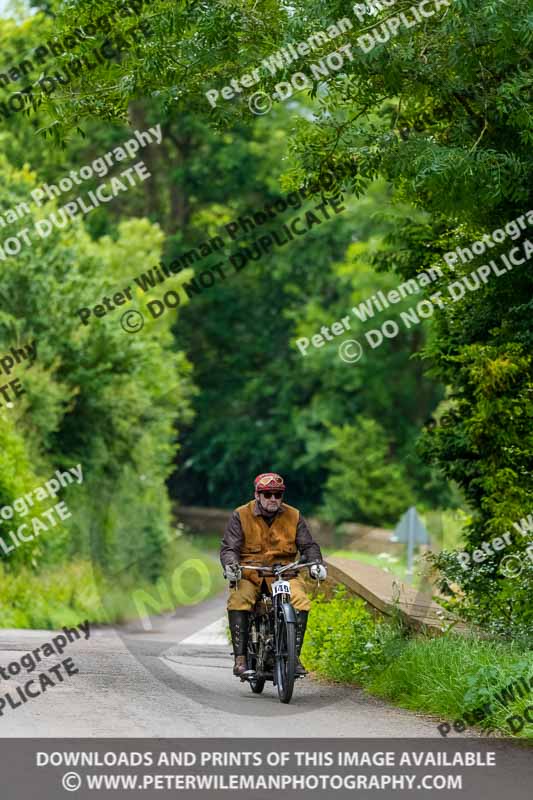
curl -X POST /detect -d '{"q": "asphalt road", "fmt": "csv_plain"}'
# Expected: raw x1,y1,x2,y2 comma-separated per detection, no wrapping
0,592,482,737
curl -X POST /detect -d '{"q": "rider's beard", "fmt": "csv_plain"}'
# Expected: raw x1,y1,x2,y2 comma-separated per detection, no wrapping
258,495,282,515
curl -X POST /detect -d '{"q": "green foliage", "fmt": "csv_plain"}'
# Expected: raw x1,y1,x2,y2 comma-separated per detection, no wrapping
0,540,225,629
280,0,533,627
428,548,533,643
0,149,195,583
4,2,453,525
6,0,289,140
0,560,103,629
365,633,533,738
302,584,388,682
321,418,415,524
305,586,533,738
3,0,529,635
171,163,448,516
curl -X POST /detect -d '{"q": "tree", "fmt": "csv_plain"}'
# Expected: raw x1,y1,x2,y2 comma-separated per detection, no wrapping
279,0,533,627
322,418,415,524
0,151,195,578
168,119,448,517
12,0,531,626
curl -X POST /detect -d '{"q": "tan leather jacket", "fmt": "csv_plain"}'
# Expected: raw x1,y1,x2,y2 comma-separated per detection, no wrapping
220,499,322,586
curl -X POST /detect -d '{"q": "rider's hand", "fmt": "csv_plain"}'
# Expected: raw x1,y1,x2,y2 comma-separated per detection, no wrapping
224,563,242,582
310,563,327,581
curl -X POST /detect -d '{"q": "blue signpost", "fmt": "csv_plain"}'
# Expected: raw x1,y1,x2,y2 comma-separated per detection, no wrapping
390,507,430,583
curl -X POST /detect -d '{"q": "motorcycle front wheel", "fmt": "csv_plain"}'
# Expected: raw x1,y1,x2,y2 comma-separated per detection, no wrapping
275,614,296,704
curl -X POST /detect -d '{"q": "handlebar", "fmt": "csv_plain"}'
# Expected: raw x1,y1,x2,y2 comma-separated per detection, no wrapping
239,559,322,576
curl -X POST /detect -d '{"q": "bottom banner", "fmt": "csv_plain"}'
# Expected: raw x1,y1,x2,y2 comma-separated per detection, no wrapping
3,738,531,798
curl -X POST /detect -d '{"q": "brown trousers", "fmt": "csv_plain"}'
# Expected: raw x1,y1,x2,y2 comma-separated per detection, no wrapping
227,575,311,611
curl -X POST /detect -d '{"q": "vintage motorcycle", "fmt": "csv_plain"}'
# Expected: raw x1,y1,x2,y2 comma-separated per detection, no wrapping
235,558,323,704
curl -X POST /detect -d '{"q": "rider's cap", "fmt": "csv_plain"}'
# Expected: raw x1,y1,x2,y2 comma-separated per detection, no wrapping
254,472,286,492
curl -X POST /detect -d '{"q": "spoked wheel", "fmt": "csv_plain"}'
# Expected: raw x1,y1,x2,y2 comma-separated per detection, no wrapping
247,618,266,694
275,615,296,704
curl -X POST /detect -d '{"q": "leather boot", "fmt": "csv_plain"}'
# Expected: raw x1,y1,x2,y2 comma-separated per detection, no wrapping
295,610,309,676
228,610,250,677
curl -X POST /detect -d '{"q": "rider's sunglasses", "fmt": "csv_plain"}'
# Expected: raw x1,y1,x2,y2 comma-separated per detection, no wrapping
260,491,283,499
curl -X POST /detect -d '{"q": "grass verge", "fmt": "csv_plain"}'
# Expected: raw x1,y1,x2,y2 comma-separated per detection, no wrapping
323,547,420,585
0,539,225,629
302,584,533,739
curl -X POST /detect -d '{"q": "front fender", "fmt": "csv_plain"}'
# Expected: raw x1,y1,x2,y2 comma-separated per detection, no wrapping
280,601,296,624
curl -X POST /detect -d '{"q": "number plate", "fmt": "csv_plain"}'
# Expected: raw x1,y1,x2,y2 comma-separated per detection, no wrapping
271,580,291,596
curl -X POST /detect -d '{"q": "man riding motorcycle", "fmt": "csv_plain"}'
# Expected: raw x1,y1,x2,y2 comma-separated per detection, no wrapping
220,472,327,678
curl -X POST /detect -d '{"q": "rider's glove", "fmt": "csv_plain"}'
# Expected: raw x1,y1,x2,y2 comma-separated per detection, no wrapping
224,563,242,582
310,563,327,580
